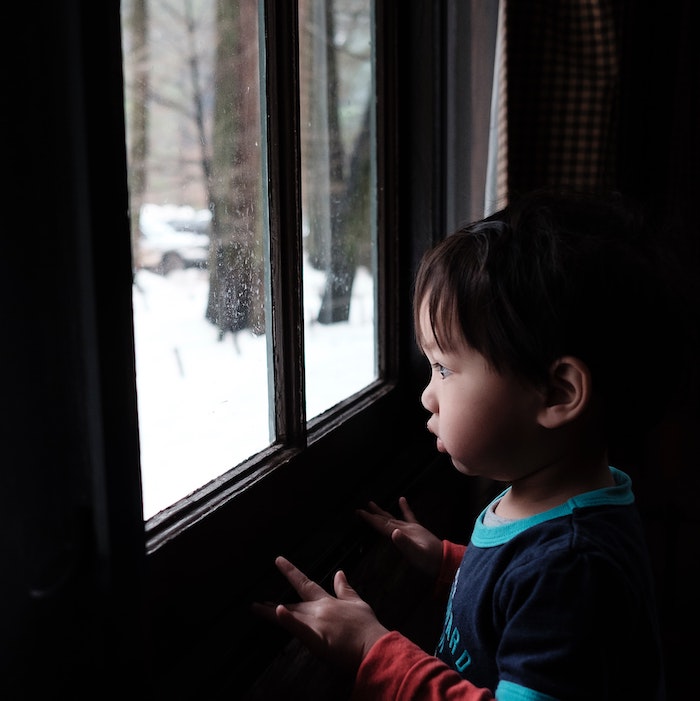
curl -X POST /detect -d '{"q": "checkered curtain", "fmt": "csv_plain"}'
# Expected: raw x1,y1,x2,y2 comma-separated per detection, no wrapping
498,0,623,201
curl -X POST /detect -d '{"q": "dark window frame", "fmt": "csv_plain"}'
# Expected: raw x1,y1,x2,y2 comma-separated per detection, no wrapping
143,0,408,549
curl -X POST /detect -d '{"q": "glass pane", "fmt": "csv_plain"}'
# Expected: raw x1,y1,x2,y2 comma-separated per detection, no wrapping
299,0,377,419
121,0,270,519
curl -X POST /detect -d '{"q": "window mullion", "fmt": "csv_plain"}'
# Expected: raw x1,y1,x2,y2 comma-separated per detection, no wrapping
262,0,306,447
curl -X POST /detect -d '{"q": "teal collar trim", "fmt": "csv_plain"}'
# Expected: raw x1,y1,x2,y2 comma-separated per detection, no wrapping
471,467,634,548
496,679,560,701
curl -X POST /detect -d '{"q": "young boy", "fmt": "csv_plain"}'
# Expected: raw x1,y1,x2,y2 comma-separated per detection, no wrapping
254,191,673,700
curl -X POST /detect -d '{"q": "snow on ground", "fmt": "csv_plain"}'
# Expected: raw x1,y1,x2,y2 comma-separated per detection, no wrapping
133,261,375,518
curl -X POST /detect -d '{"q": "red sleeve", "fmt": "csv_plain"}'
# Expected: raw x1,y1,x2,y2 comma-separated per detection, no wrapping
434,540,467,599
351,631,494,701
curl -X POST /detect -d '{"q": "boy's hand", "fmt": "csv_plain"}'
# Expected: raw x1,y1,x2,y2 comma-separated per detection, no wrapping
252,556,389,673
357,496,443,579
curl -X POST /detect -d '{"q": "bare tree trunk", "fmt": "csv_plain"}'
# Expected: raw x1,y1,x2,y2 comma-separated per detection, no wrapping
317,95,371,323
183,0,213,189
206,0,264,338
301,0,371,324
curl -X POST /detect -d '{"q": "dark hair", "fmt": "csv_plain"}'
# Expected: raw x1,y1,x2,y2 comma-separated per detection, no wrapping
413,189,686,437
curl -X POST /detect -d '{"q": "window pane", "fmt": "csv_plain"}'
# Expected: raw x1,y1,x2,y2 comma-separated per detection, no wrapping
122,0,270,518
299,0,377,419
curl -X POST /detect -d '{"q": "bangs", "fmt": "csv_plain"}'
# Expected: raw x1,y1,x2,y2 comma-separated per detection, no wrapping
413,221,518,375
413,230,490,355
415,282,462,353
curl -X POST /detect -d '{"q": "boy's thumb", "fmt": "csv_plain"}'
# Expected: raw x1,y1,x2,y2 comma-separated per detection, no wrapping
334,569,358,599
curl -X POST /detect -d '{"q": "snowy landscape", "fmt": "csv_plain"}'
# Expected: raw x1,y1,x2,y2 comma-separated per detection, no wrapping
132,207,376,518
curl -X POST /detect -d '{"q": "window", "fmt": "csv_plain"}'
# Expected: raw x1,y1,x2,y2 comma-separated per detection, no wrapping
122,0,379,519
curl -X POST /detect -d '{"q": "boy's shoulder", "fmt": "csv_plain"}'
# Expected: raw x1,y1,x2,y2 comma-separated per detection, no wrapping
466,497,652,597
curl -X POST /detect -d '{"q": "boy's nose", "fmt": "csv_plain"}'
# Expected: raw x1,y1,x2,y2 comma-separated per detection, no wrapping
421,382,436,413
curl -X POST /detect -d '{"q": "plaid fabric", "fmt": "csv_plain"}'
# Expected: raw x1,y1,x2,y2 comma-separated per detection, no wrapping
502,0,623,197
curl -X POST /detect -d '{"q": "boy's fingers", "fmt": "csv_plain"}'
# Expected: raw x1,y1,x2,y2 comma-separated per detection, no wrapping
275,556,328,601
390,527,405,546
364,501,394,519
358,502,409,537
273,604,324,649
333,569,358,600
398,496,418,523
250,600,279,624
360,511,400,537
356,508,386,533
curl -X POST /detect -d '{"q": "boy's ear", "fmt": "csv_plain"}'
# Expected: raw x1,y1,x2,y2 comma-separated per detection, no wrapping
537,356,592,429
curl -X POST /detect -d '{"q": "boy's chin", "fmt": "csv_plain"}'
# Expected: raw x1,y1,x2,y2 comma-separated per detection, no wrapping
450,458,474,475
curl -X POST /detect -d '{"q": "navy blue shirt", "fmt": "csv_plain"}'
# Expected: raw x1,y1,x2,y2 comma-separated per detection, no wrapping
435,468,665,700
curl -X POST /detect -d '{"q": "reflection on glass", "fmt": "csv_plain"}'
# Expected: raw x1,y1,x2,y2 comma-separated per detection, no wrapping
299,0,377,419
121,0,270,518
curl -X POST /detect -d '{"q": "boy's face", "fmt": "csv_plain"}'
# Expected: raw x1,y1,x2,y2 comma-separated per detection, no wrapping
418,301,545,482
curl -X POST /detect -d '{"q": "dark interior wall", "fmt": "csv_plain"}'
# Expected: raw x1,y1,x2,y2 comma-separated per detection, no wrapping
2,4,98,679
2,1,145,694
614,3,700,697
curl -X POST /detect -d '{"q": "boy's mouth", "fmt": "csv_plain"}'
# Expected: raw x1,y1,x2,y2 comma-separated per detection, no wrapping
426,421,446,453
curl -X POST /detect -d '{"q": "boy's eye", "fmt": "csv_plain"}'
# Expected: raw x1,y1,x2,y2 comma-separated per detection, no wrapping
432,363,452,379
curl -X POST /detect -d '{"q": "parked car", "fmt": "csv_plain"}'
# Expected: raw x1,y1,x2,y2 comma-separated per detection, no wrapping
136,204,211,274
